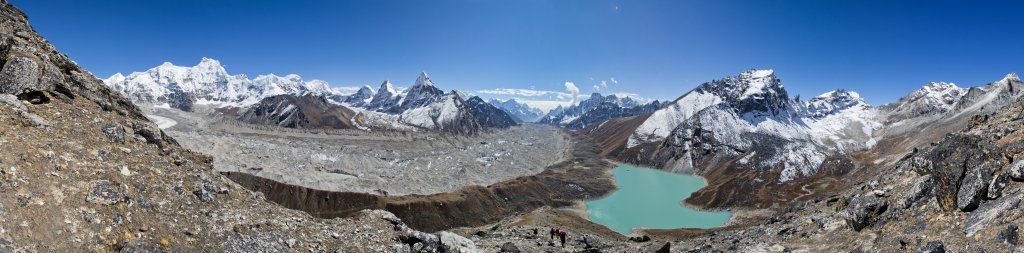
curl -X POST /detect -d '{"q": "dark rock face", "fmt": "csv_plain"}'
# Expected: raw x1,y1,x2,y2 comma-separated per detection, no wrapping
238,94,360,129
957,160,995,211
844,193,889,231
919,133,990,211
465,96,517,129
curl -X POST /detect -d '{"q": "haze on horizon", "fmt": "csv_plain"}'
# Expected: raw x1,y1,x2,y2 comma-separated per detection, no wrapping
13,0,1024,107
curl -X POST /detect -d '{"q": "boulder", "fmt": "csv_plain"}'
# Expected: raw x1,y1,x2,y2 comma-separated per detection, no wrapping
902,175,934,209
988,173,1010,199
498,242,519,253
844,193,889,231
438,231,477,253
921,134,988,211
957,160,995,211
965,192,1022,236
917,241,944,253
0,56,44,95
403,231,440,252
1009,159,1024,180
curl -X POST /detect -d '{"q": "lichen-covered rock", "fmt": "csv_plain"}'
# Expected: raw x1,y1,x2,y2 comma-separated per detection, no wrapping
0,56,43,94
844,193,889,231
957,160,995,211
1009,158,1024,180
988,173,1010,199
902,175,934,209
919,133,989,211
85,180,122,205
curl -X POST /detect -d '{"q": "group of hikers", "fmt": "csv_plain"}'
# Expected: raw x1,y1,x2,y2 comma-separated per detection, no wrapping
531,227,568,247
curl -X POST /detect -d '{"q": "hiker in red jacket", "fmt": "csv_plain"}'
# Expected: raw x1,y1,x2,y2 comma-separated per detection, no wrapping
549,228,555,240
559,230,567,247
532,227,539,236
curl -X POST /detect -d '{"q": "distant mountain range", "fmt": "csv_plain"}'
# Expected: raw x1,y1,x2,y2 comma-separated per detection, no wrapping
539,93,662,128
103,59,516,134
487,98,545,123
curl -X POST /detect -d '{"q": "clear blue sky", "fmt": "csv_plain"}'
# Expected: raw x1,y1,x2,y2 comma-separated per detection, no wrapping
11,0,1024,105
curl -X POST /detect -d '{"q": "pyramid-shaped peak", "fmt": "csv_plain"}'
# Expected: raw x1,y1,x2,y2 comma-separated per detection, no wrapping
415,72,434,87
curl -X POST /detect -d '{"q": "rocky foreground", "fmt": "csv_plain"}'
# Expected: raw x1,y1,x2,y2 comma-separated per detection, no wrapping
0,1,488,252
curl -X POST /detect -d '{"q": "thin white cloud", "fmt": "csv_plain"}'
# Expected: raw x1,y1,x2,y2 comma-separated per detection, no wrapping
564,82,580,103
610,77,618,84
476,88,569,97
610,92,656,103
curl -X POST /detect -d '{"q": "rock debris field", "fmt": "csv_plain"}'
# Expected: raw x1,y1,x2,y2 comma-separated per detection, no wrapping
151,106,571,196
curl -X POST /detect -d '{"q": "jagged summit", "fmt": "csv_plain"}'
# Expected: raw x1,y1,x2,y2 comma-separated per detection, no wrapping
415,71,434,87
1000,72,1021,83
803,89,869,119
378,79,397,95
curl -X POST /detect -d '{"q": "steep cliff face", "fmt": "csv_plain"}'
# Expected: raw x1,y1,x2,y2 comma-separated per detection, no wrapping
0,2,424,252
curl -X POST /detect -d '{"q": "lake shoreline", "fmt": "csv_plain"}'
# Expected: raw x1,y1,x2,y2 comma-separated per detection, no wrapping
583,164,732,235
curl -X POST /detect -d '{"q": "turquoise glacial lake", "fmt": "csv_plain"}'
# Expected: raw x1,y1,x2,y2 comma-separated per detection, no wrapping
586,164,732,234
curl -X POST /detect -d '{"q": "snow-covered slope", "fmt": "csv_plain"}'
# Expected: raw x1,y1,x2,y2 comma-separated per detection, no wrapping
629,69,792,147
103,58,346,111
637,70,880,181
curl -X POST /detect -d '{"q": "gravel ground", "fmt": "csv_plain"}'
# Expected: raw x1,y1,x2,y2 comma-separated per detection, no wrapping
149,106,571,196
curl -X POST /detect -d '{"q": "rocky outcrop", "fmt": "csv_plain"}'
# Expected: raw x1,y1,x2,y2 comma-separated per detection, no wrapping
843,192,889,231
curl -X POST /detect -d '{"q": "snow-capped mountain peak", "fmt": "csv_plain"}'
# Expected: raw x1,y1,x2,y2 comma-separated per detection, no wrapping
803,89,868,119
905,82,964,109
103,58,344,111
379,80,398,95
104,72,126,84
195,57,225,72
738,69,780,99
415,71,434,87
997,73,1021,86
